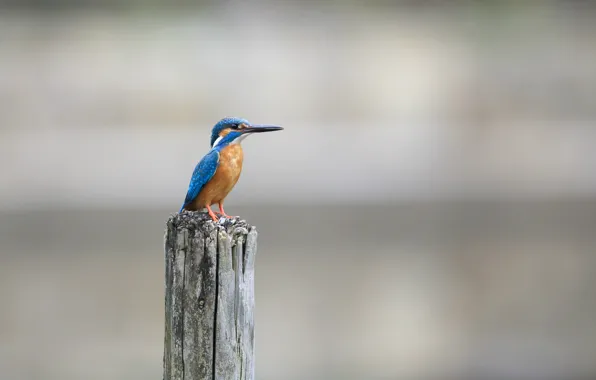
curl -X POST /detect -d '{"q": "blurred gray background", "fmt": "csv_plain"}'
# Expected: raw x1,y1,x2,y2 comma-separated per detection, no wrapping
1,1,596,379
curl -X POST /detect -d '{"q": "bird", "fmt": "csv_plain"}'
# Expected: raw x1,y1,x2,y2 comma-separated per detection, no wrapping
180,117,283,221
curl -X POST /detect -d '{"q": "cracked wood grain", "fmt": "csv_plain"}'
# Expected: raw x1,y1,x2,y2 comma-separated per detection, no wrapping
164,211,257,380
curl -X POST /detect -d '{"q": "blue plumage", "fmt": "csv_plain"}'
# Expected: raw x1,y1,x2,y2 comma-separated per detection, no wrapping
180,130,245,212
210,117,248,147
180,117,283,219
180,149,220,211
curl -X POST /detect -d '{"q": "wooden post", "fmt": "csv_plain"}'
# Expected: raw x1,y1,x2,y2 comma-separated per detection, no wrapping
163,211,258,380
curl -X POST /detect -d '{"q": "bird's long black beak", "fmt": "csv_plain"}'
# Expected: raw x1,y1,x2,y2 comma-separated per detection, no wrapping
242,124,284,134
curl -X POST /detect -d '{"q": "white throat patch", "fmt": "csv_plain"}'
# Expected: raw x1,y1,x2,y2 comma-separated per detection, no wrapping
231,134,249,145
212,135,224,148
212,133,249,148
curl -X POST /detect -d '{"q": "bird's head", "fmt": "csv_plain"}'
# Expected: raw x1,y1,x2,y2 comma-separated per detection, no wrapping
210,117,283,148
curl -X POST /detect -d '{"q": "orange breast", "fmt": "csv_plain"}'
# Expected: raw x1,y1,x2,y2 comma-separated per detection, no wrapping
193,144,244,208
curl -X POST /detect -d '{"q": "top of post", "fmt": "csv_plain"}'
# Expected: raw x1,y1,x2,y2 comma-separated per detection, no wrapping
167,210,254,236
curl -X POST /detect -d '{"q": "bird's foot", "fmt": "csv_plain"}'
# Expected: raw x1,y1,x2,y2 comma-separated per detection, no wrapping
214,211,238,219
205,206,220,222
216,205,238,219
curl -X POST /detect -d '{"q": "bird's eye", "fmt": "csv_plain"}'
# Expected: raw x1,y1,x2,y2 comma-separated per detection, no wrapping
231,124,239,129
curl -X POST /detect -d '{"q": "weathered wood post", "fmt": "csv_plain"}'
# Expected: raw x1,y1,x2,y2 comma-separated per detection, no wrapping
163,211,258,380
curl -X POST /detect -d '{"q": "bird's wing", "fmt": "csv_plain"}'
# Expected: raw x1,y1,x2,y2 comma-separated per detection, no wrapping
180,149,220,211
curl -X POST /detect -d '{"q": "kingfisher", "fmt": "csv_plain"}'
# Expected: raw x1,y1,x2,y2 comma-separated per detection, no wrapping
179,117,283,221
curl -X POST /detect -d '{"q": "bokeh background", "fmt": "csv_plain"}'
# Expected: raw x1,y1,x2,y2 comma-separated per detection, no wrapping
1,1,596,379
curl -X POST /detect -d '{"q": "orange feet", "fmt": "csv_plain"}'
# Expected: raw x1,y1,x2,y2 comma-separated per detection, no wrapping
206,205,219,222
218,203,237,219
204,204,237,221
